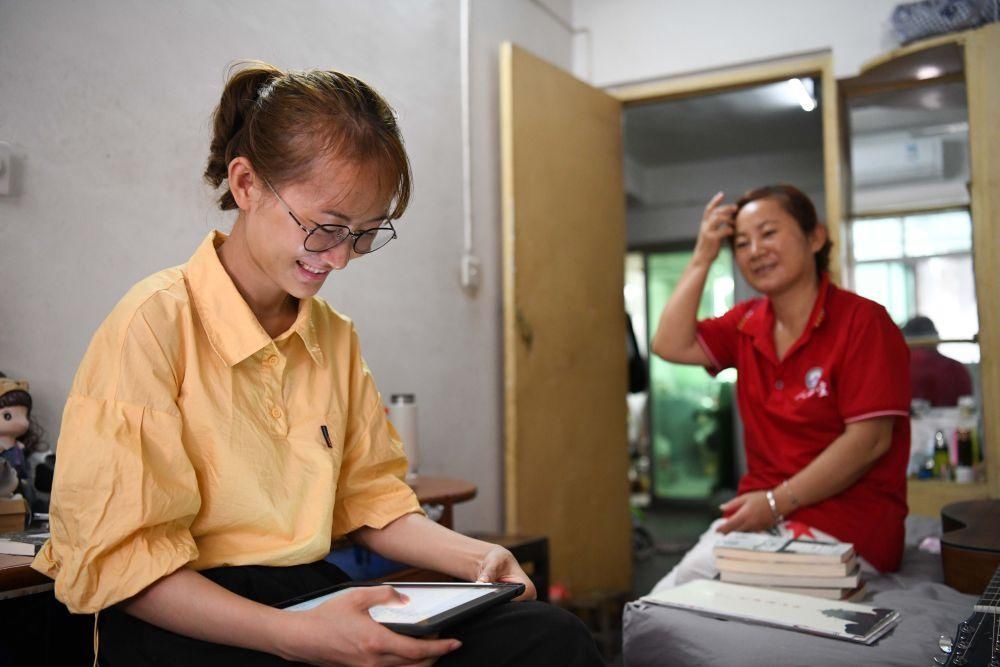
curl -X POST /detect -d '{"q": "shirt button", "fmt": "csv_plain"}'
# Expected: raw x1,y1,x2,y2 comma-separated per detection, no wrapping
265,355,279,367
775,380,784,390
270,407,283,420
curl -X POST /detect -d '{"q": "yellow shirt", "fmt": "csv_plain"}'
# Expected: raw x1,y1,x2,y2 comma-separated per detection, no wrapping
34,231,420,613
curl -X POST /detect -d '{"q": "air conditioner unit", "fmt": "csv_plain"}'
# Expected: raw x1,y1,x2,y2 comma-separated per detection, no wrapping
852,134,944,187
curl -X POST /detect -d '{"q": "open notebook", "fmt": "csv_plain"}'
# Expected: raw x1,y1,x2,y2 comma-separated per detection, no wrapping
641,579,899,645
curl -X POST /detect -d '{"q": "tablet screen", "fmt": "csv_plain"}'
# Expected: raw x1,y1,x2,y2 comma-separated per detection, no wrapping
284,583,501,624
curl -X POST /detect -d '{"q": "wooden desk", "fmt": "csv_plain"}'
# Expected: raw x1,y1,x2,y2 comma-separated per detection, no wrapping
409,475,477,529
0,553,51,600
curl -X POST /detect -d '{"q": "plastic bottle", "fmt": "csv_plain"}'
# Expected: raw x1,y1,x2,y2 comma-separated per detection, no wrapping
956,395,980,465
954,428,974,483
932,430,951,481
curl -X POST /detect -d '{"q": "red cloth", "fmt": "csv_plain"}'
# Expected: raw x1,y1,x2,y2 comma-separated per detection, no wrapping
697,274,911,572
909,347,972,407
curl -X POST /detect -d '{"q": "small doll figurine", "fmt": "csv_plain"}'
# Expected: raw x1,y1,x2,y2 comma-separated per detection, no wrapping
0,377,45,492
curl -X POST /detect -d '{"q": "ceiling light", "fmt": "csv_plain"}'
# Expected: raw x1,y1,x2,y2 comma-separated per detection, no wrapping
787,78,817,112
915,65,942,80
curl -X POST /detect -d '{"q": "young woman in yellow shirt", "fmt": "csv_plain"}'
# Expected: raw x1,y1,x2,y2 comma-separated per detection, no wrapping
34,62,601,666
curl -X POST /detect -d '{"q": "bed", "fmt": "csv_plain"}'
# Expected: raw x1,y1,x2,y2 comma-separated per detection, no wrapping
622,516,975,666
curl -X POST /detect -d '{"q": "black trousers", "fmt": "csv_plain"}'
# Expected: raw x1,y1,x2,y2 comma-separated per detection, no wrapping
99,561,604,666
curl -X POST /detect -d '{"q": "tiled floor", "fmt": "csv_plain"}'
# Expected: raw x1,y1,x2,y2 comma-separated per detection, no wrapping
631,503,718,596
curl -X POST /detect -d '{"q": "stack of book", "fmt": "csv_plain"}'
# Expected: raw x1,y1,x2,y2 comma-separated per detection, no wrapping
0,528,49,556
713,532,864,601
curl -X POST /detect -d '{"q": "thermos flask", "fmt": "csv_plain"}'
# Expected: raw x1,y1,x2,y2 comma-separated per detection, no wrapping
389,393,418,482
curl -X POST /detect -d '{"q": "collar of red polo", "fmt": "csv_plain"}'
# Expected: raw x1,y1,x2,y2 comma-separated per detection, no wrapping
736,272,832,364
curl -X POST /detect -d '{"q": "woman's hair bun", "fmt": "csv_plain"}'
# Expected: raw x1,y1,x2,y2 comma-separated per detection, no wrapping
204,62,283,210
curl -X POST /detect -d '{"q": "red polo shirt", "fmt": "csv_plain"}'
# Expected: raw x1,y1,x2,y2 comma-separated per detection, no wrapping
697,274,911,572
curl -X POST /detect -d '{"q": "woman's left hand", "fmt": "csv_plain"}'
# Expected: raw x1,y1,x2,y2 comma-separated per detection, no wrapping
716,491,776,534
475,546,537,601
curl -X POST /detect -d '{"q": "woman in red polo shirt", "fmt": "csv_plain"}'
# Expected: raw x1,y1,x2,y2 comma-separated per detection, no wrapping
649,184,910,590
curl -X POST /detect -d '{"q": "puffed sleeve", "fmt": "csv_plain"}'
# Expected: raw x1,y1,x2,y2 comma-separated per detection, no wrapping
32,306,200,613
331,327,421,537
836,301,911,422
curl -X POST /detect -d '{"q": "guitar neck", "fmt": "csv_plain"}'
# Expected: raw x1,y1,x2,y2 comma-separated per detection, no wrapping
944,565,1000,666
973,566,1000,614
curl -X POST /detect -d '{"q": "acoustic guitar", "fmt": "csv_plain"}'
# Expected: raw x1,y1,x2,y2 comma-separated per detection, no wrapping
939,564,999,666
941,500,1000,595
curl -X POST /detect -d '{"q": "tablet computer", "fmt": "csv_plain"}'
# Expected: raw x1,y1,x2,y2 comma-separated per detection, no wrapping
276,581,526,637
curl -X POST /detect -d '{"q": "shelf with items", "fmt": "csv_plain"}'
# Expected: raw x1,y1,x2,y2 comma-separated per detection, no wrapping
907,479,989,518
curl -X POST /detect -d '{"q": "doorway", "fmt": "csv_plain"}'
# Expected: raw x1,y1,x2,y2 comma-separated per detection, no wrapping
621,76,828,505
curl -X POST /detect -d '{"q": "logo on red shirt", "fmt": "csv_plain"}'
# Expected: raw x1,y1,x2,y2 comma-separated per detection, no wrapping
795,366,829,401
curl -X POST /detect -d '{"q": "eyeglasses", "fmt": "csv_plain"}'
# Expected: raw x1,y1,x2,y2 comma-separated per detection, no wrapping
262,177,397,254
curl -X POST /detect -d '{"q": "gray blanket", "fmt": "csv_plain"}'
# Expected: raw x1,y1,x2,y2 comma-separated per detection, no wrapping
623,517,976,666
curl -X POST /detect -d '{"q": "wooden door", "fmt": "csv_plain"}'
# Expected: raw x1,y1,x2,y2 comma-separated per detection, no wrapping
500,43,631,596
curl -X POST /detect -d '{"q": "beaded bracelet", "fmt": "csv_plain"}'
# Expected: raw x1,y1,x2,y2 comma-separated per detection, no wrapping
765,489,784,525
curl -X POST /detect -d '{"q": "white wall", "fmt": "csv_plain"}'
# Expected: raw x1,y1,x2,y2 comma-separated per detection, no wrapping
573,0,903,85
0,0,572,532
575,0,886,266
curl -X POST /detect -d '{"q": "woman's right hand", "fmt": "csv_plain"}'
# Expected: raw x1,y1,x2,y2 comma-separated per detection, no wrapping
274,585,461,666
650,192,735,363
692,192,737,267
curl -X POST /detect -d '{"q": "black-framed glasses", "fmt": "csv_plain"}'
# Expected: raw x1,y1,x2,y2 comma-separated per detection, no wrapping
263,177,397,254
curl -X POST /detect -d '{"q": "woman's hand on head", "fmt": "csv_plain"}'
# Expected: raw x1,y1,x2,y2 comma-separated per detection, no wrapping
716,491,776,534
476,546,537,601
693,192,738,267
273,585,460,667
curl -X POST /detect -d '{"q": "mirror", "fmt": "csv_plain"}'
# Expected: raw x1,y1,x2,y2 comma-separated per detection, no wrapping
843,43,983,484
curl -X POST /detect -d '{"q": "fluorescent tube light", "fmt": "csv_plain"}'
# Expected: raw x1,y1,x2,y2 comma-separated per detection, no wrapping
787,78,817,112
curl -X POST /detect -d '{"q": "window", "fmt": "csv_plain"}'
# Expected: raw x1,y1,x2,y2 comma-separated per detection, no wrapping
848,209,979,363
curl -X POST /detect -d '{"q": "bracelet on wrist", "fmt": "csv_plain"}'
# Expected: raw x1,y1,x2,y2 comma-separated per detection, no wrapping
765,489,784,525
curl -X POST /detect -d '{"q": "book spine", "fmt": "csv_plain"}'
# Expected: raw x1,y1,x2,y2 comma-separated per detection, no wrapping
713,548,850,564
716,556,853,576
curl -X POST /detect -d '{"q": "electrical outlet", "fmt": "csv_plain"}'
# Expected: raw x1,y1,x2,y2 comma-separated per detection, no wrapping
460,253,481,293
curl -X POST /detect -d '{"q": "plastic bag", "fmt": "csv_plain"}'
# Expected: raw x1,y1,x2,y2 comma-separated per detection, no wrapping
891,0,998,44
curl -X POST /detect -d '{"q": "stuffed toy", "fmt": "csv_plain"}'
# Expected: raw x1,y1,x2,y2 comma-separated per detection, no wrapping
0,377,45,498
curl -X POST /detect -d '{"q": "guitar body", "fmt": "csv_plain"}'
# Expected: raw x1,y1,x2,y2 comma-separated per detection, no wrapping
941,499,1000,595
